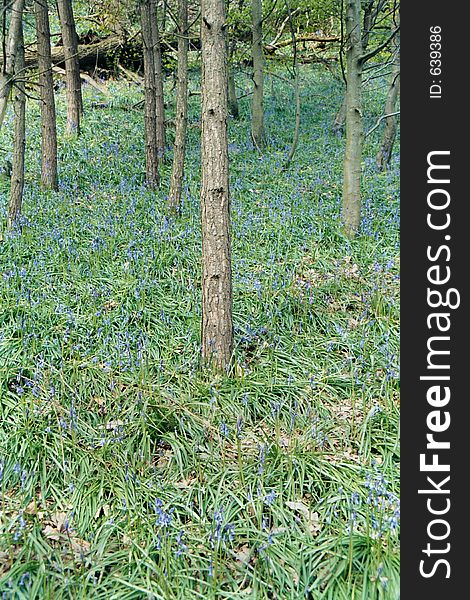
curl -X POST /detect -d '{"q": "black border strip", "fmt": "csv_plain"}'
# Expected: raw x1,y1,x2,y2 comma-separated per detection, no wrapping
401,2,467,596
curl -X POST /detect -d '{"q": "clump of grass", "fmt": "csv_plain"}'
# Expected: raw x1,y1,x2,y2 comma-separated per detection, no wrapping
0,66,399,598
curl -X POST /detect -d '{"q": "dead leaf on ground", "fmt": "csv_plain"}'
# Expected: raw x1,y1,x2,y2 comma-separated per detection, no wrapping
234,544,251,565
286,500,322,535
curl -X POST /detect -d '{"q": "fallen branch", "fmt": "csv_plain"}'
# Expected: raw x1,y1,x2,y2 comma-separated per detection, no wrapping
52,65,109,95
265,32,340,54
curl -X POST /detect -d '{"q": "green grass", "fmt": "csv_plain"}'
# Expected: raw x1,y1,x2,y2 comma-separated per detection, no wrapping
0,66,399,598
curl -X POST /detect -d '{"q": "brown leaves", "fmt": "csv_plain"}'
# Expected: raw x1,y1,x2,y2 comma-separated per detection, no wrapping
286,500,322,536
41,510,91,559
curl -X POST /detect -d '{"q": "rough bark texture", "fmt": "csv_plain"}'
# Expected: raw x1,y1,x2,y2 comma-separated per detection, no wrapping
0,0,25,132
376,27,400,170
141,0,159,186
200,0,233,370
35,0,58,190
57,0,82,135
168,0,188,212
150,0,165,159
341,0,362,238
8,25,26,230
251,0,265,149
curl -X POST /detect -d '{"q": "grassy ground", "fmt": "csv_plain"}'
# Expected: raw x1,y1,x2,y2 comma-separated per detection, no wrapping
0,66,399,599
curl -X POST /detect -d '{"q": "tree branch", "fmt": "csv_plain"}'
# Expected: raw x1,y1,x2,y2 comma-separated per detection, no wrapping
365,110,400,137
359,25,399,64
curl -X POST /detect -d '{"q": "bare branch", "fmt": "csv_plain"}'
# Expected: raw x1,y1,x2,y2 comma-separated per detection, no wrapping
359,25,399,64
365,110,400,137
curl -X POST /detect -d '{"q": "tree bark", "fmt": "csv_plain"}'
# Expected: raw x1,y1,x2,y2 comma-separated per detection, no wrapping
341,0,362,238
8,24,26,230
141,0,159,186
376,26,400,170
35,0,58,190
0,0,25,133
200,0,233,370
251,0,265,150
150,0,165,160
57,0,83,135
168,0,188,213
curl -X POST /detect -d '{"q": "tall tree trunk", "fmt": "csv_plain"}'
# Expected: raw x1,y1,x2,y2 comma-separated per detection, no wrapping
376,27,400,170
150,0,165,160
35,0,58,190
0,0,25,133
228,67,239,119
200,0,233,370
168,0,188,213
332,95,346,136
251,0,265,150
227,39,239,119
8,24,25,230
341,0,362,238
57,0,82,136
333,0,379,136
141,0,159,186
283,0,300,169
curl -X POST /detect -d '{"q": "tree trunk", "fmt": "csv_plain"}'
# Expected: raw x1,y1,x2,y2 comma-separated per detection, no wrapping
376,27,400,170
35,0,58,191
333,0,378,136
227,39,239,119
200,0,233,370
141,0,159,186
251,0,265,149
0,0,25,133
283,0,300,169
57,0,82,136
228,67,239,119
150,0,165,160
341,0,362,238
332,95,346,136
168,0,188,213
8,24,26,230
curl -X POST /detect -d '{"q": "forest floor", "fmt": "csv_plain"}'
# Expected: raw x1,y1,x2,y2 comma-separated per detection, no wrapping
0,67,399,599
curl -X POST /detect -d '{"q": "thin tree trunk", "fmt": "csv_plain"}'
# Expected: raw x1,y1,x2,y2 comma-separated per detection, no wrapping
141,0,159,186
341,0,362,238
283,0,300,169
168,0,188,213
376,27,400,170
35,0,58,190
251,0,265,149
333,0,378,136
332,95,346,136
150,0,165,160
0,0,25,133
227,39,239,119
200,0,233,370
228,67,238,118
8,24,25,230
57,0,82,135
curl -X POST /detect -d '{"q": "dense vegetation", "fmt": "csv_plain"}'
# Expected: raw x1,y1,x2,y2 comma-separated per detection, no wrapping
0,65,399,598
